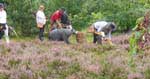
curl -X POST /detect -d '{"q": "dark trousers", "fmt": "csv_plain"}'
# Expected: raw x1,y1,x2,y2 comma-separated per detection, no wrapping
93,33,98,43
0,23,6,39
39,26,45,41
93,33,102,44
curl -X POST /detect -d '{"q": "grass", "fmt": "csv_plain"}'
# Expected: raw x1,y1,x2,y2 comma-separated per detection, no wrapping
8,59,21,68
144,68,150,79
0,74,9,79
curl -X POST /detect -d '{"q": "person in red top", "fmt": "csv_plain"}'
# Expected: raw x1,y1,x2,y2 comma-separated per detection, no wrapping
50,8,65,31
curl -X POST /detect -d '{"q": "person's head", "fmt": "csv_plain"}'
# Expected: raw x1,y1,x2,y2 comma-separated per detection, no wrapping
39,5,45,11
0,3,4,11
111,22,117,31
59,7,65,14
109,22,116,31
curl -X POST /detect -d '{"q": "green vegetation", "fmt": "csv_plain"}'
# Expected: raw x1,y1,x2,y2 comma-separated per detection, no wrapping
0,74,8,79
0,0,150,36
144,68,150,79
8,59,21,68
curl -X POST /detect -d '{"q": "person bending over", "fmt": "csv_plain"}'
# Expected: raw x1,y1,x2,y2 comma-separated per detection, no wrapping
91,21,116,45
50,8,65,31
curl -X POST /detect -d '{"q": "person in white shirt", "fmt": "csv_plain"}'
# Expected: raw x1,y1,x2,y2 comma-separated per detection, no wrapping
36,5,46,41
91,21,116,44
0,3,9,44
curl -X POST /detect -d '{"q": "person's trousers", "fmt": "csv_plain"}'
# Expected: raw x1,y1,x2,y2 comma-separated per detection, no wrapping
0,23,6,39
93,33,98,43
93,33,102,44
50,20,57,31
39,26,45,41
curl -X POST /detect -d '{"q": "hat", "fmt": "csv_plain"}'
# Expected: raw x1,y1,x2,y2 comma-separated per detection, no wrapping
0,3,4,8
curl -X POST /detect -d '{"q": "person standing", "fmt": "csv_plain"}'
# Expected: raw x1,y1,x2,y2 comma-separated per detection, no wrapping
36,5,46,41
0,3,9,44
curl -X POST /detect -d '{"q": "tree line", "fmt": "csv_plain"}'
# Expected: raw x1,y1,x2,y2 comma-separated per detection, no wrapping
0,0,150,36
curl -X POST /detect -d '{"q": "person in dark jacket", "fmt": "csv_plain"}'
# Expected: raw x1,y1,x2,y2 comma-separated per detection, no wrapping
61,11,70,28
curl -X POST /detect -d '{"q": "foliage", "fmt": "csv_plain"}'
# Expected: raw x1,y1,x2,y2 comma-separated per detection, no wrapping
0,0,149,36
0,74,8,79
144,68,150,79
129,11,150,55
128,11,150,73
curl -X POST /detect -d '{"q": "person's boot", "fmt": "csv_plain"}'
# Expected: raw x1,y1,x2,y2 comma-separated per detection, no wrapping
0,30,4,39
97,36,102,44
39,37,44,41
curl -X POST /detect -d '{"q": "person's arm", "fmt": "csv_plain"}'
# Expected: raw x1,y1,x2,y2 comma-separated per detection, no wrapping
97,27,101,32
56,20,62,28
36,11,41,23
94,25,105,37
106,31,111,40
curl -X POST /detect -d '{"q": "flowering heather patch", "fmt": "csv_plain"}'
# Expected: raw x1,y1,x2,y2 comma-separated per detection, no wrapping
0,34,149,79
84,64,102,74
128,73,144,79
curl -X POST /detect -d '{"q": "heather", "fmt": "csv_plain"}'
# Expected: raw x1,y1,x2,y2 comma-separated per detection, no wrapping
0,34,150,79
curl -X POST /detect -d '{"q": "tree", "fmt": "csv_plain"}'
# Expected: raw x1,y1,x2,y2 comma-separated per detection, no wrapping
2,0,150,36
